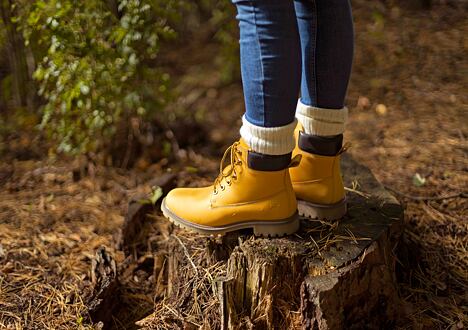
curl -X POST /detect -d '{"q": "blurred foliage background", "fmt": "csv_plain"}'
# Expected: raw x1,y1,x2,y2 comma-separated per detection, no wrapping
0,0,238,162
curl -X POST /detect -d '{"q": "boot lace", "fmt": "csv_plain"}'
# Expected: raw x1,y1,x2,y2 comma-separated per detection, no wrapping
213,141,243,195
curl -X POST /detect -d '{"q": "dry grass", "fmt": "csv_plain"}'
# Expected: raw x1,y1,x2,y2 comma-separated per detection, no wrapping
135,229,227,330
346,1,468,328
0,163,132,329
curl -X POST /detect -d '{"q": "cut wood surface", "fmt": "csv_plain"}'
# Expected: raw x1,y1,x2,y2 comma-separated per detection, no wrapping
126,154,404,329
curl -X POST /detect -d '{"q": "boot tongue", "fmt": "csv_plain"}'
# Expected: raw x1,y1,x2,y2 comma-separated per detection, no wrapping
239,138,250,150
295,122,304,132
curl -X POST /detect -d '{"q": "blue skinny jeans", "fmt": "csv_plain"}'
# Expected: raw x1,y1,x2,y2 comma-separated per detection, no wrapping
232,0,354,127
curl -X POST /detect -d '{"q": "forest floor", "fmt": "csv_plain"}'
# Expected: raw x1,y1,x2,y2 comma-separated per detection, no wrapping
0,1,467,329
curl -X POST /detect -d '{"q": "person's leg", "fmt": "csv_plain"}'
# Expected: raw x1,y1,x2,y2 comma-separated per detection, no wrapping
235,0,301,156
294,0,353,136
289,0,354,220
161,0,303,236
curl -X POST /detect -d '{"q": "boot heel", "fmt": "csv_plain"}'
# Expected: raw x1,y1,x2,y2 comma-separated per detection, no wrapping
298,199,347,221
253,213,300,237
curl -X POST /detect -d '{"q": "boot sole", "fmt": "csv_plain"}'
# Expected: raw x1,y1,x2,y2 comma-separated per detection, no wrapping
297,198,347,221
161,198,300,237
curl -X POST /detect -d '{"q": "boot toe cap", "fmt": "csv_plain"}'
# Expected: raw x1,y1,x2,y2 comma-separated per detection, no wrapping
164,186,213,225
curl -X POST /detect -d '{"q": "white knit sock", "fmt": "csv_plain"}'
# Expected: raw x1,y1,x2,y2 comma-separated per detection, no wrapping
239,115,296,155
296,99,348,136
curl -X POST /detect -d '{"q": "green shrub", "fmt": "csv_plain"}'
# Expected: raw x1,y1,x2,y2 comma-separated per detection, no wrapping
15,0,183,155
2,0,239,157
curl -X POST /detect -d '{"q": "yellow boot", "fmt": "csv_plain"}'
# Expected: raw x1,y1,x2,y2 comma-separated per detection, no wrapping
289,123,347,220
161,140,300,237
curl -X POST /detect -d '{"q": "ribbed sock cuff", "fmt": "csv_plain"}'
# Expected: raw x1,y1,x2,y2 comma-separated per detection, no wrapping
240,115,296,155
296,99,348,136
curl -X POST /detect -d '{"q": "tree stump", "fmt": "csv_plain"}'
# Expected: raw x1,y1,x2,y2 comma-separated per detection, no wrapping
87,246,118,326
136,154,404,329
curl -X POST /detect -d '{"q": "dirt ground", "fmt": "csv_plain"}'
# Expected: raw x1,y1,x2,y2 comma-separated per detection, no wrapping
0,1,466,329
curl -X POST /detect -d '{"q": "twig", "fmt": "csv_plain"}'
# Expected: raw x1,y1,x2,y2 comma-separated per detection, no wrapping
309,237,323,258
345,228,358,245
344,187,371,198
121,126,134,169
384,186,466,201
172,234,198,275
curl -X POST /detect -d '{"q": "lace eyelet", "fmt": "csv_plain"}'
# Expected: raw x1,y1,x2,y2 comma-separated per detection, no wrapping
226,180,231,186
220,185,225,191
213,189,218,195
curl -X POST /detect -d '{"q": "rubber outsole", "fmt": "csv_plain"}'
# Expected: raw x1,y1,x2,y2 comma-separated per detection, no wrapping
297,198,347,221
161,198,300,237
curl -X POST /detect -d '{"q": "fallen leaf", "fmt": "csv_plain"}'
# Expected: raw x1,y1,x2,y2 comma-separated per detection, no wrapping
357,96,371,109
412,173,426,187
376,104,387,116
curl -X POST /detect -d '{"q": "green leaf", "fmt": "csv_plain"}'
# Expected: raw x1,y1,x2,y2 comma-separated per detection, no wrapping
412,173,426,187
149,186,163,205
139,186,163,205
